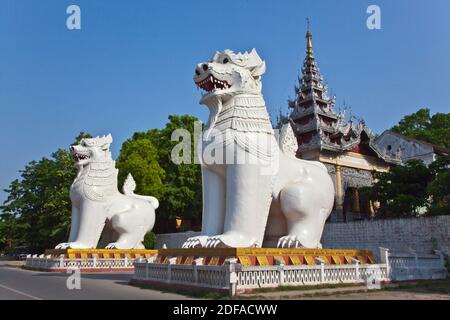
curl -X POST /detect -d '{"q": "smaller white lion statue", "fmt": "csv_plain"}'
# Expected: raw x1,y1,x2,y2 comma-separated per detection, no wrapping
55,134,159,250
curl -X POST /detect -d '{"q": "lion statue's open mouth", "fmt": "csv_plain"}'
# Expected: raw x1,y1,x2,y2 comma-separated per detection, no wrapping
195,74,231,93
193,49,265,105
72,152,90,162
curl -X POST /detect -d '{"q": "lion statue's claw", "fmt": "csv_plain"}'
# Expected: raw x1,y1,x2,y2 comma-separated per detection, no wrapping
55,243,70,249
105,243,120,249
182,236,208,249
205,234,257,249
54,242,91,249
277,236,303,249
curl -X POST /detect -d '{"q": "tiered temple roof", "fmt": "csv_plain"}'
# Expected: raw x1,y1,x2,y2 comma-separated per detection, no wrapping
288,28,380,157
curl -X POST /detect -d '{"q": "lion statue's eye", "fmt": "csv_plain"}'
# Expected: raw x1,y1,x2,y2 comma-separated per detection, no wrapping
223,57,229,64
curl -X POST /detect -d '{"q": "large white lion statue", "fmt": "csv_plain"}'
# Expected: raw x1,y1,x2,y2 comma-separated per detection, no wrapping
55,135,159,250
183,49,334,249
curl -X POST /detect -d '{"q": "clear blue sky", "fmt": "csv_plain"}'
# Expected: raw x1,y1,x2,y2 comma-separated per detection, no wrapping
1,0,449,203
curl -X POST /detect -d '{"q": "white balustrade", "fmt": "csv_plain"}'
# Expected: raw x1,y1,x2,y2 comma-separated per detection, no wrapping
25,246,447,296
25,257,136,270
132,260,389,295
388,250,447,281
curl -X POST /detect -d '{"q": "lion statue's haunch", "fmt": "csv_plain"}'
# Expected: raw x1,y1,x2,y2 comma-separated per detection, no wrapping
55,135,159,250
182,49,335,249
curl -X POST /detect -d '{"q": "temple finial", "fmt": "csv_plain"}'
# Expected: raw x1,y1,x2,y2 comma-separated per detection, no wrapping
306,18,313,58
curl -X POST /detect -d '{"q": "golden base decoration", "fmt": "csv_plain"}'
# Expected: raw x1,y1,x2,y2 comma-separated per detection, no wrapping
154,248,376,266
40,247,376,267
44,248,158,260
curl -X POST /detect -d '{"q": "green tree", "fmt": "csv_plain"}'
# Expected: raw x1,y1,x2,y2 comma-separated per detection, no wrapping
116,115,202,221
361,160,432,218
143,231,156,249
427,156,450,215
0,133,91,252
0,220,6,252
152,115,202,221
116,137,165,199
391,108,450,148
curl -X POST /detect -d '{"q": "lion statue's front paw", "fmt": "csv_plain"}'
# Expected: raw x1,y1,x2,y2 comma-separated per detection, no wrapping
55,242,91,249
277,235,305,248
182,236,208,248
205,234,258,248
204,236,230,248
105,242,120,249
55,243,70,249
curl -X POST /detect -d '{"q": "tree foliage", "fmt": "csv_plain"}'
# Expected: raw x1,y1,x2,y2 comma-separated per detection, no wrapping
363,157,450,218
143,231,156,249
427,156,450,215
361,160,432,218
391,108,450,148
361,108,450,218
116,138,165,199
116,115,202,220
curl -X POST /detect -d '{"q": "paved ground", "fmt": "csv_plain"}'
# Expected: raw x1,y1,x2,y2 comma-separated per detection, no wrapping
314,290,450,300
0,261,192,300
1,261,448,300
241,281,450,300
242,290,450,300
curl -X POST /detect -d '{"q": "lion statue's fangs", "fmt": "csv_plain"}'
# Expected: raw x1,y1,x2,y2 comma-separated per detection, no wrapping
183,49,335,249
55,134,159,250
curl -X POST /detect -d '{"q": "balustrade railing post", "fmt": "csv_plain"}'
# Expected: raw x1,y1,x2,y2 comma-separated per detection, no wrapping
275,257,285,285
315,258,325,283
280,265,286,286
93,256,97,268
193,258,204,285
379,247,390,278
351,258,360,281
167,257,177,284
46,255,52,269
59,254,65,269
224,258,238,296
144,256,156,279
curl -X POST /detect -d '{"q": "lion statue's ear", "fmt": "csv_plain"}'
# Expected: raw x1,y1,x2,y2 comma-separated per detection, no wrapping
246,48,266,78
105,133,113,144
100,134,113,150
250,61,266,78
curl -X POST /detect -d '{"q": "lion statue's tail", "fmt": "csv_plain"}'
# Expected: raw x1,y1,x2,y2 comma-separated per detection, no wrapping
122,173,159,210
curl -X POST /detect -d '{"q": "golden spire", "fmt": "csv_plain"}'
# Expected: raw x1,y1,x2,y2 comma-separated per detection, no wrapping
306,18,314,58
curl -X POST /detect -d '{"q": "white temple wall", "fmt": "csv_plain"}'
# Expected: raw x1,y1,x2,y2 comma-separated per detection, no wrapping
321,215,450,259
375,131,436,166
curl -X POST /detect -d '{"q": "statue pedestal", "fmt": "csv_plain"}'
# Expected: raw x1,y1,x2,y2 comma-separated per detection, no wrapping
154,248,377,266
24,249,158,272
